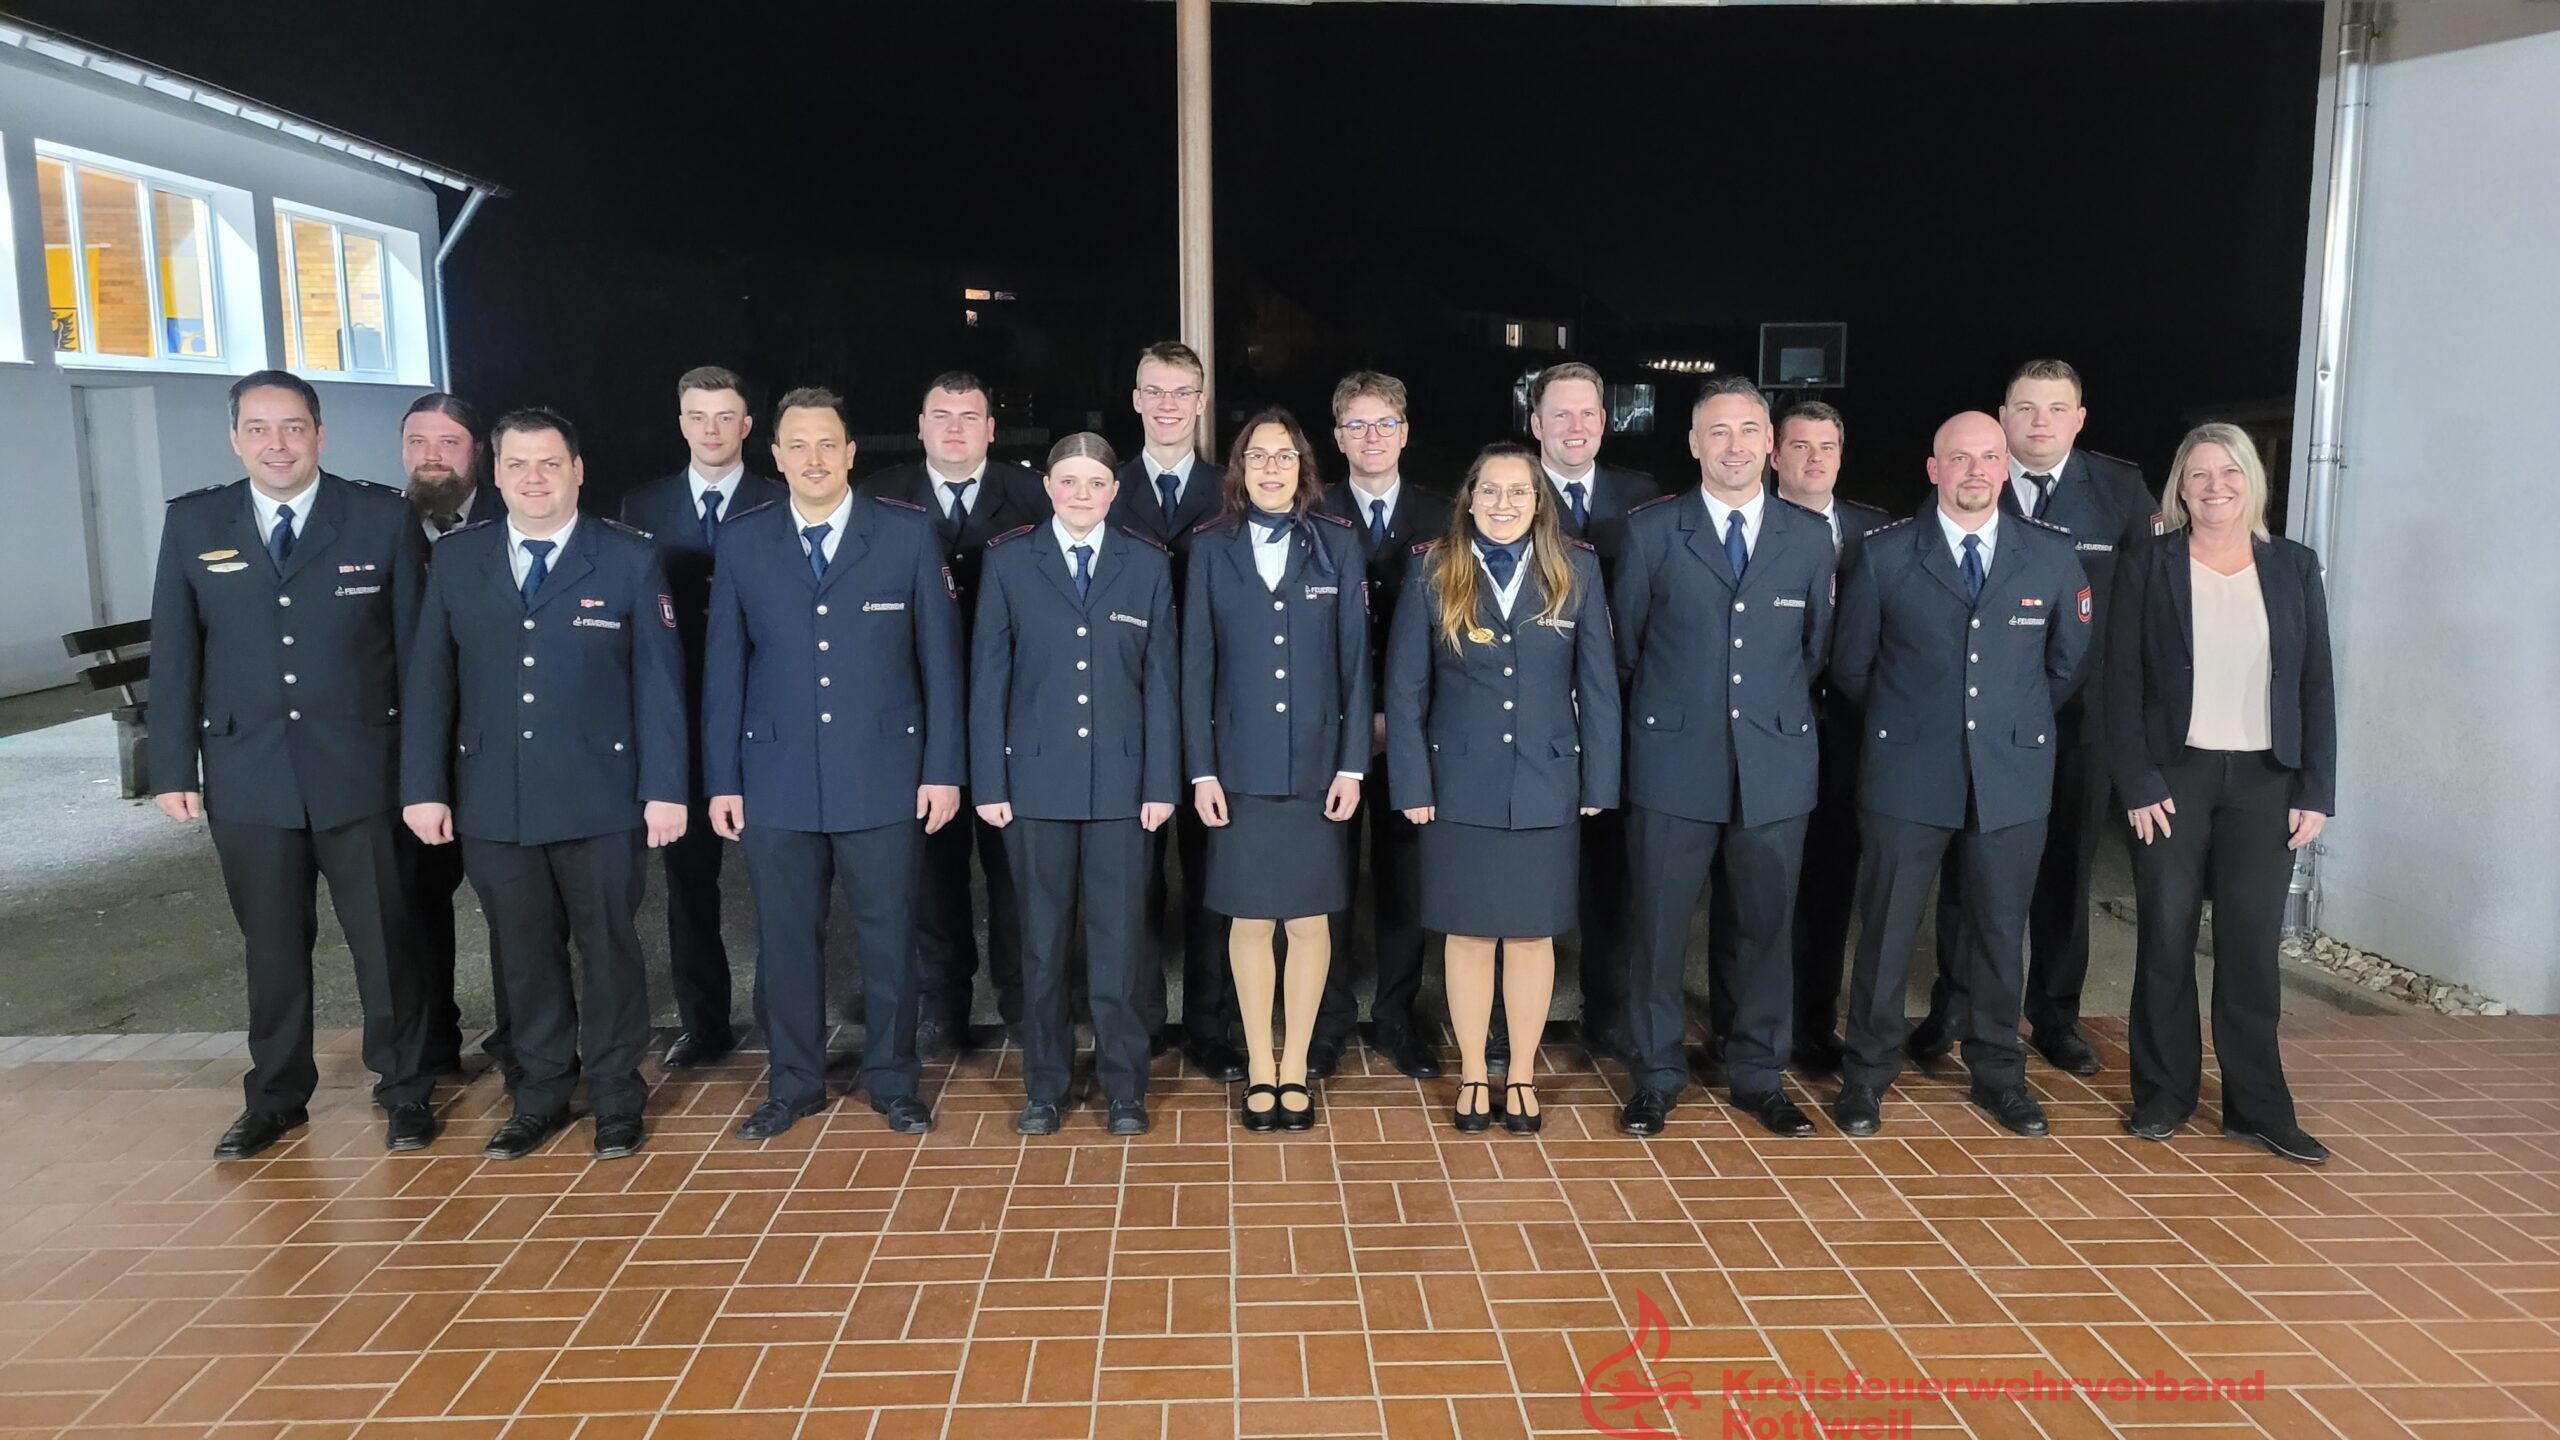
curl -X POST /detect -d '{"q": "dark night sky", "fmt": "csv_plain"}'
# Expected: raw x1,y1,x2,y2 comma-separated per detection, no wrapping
12,0,2323,508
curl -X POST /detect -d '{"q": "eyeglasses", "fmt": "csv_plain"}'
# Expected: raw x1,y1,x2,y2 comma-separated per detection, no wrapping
1338,418,1405,439
1472,485,1537,505
1139,385,1203,403
1243,449,1302,469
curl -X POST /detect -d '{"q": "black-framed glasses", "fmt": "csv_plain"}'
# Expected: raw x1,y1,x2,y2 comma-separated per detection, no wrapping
1338,418,1405,439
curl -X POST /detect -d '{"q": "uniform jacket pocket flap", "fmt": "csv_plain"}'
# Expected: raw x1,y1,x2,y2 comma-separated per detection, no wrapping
198,712,236,737
1427,731,1467,756
2011,724,2051,748
1636,703,1686,733
743,713,777,743
879,704,922,737
1547,735,1583,758
455,729,479,757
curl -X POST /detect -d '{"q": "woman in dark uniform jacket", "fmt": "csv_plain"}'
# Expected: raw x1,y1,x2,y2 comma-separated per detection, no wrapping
1385,442,1620,1133
1183,407,1371,1131
2106,423,2336,1165
971,433,1181,1138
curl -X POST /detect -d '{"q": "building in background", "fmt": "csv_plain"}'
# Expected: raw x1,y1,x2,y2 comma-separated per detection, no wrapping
0,20,493,696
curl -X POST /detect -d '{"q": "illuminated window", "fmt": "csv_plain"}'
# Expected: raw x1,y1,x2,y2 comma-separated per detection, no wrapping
36,152,223,363
1504,322,1522,348
963,287,993,301
275,205,394,376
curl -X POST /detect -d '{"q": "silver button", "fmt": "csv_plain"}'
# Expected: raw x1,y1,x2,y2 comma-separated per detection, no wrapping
522,730,533,739
1502,701,1514,711
1731,674,1742,684
1077,660,1089,671
1274,669,1286,679
1877,729,1888,738
818,640,830,651
283,673,297,684
1969,653,1980,663
522,656,535,667
1967,686,1978,697
821,713,833,724
816,604,829,616
522,619,535,631
287,710,300,720
1499,634,1512,645
1078,695,1090,705
1733,638,1744,649
1502,667,1513,677
1733,601,1745,613
1273,634,1286,645
2037,734,2046,744
200,718,210,729
1273,600,1285,612
1970,618,1981,629
819,677,832,687
1077,727,1090,738
277,596,291,607
1275,702,1287,713
522,692,535,703
907,726,917,735
612,742,625,752
1076,626,1088,637
1966,719,1977,731
1501,733,1512,743
281,635,295,646
1646,716,1656,725
1731,709,1741,719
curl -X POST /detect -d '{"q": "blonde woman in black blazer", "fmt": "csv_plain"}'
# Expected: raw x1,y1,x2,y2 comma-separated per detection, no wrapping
2105,423,2335,1165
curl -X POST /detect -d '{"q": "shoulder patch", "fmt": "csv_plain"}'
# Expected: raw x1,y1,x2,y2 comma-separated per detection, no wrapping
1410,540,1434,556
351,477,402,493
169,482,229,503
1629,493,1680,514
1310,509,1352,527
1841,497,1893,518
875,494,928,513
986,523,1038,548
2087,449,2140,470
1125,529,1170,553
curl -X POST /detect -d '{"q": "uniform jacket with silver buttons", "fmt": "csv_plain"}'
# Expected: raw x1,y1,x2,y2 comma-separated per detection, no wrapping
149,474,424,831
2002,448,2154,745
969,523,1180,820
1615,489,1838,828
1181,512,1372,800
399,513,687,845
1384,539,1620,828
620,468,787,799
699,493,965,833
1829,504,2093,833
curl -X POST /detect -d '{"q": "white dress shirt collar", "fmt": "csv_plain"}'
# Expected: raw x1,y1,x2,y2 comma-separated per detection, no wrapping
1346,476,1401,530
1700,485,1767,555
506,511,579,588
1053,517,1105,565
248,476,321,545
1475,538,1530,619
688,463,744,512
928,460,989,516
1542,463,1598,506
792,490,856,563
1936,506,1999,570
2010,449,2073,513
1144,453,1196,504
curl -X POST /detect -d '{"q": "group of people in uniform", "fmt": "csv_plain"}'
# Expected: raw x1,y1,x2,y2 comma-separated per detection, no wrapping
147,345,2336,1168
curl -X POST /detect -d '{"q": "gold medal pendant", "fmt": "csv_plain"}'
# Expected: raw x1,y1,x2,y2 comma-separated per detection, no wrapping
1467,625,1495,645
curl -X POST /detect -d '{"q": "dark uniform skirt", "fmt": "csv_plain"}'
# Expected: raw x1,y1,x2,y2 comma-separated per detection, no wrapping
1418,818,1579,938
1205,792,1351,919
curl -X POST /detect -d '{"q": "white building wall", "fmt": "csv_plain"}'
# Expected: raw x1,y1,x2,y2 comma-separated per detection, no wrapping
0,48,443,695
2291,1,2560,1012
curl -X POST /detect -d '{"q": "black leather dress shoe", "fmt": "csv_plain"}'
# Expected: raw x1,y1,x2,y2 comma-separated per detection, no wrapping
1276,1083,1316,1132
1792,1033,1846,1075
1831,1084,1882,1136
593,1113,646,1160
1186,1039,1247,1084
915,1019,967,1063
1016,1102,1062,1136
1305,1041,1343,1081
1734,1089,1816,1138
2034,1028,2102,1077
484,1110,571,1160
1969,1083,2051,1137
1903,1017,1954,1065
1107,1101,1151,1136
736,1096,828,1141
1384,1033,1443,1080
2222,1122,2330,1166
875,1096,935,1134
1617,1089,1673,1137
2124,1105,2182,1142
662,1031,734,1070
214,1108,306,1160
385,1102,440,1152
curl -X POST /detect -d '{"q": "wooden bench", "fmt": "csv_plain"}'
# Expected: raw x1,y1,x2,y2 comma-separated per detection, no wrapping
60,619,152,798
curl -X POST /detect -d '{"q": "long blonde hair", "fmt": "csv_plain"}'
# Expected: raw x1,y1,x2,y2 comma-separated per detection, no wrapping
1428,444,1576,654
2159,422,2272,540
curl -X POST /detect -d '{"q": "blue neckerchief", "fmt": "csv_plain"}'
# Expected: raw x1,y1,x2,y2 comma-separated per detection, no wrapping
1246,508,1335,578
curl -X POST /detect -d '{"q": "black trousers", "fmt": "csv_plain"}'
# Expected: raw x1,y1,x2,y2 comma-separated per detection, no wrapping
462,829,651,1119
209,812,430,1113
1626,804,1808,1099
1006,816,1154,1106
1844,810,2044,1093
915,798,1024,1031
1704,778,1857,1053
741,820,923,1108
1575,807,1633,1043
659,797,733,1043
1145,806,1234,1044
2127,748,2301,1132
1319,771,1427,1051
398,823,511,1070
1928,739,2108,1039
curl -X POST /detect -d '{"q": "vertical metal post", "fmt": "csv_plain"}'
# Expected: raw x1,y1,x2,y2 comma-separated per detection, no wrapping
1177,0,1215,459
432,186,493,389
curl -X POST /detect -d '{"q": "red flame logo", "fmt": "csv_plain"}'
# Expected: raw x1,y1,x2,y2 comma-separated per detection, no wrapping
1580,1291,1698,1439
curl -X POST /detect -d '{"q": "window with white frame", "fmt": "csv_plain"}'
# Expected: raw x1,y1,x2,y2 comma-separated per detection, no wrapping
35,150,226,364
274,205,398,376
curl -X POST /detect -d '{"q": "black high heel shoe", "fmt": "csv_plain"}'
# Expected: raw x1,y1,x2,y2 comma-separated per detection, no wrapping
1239,1083,1280,1133
1452,1080,1493,1134
1276,1083,1316,1132
1503,1082,1543,1134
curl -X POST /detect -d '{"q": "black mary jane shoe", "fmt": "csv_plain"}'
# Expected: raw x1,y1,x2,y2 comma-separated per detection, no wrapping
1240,1083,1282,1133
1276,1083,1316,1132
1453,1080,1494,1135
1502,1082,1543,1135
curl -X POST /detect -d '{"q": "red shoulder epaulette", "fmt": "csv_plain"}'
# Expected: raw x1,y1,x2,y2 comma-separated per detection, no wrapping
1630,493,1680,514
1189,517,1224,535
1125,529,1170,552
985,523,1037,548
875,494,928,513
1310,510,1352,527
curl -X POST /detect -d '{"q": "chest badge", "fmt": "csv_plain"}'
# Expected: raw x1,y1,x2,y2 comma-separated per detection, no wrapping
1467,625,1495,645
198,549,239,562
206,561,249,573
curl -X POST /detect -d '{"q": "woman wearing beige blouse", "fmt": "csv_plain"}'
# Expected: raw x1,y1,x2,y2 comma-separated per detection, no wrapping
2104,423,2336,1165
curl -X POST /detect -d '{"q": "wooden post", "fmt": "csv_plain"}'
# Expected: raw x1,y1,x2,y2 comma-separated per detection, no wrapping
1178,0,1215,458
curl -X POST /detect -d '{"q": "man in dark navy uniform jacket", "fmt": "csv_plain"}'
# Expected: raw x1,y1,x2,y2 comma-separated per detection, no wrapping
1914,360,2157,1078
860,370,1049,1059
1827,411,2092,1141
1525,361,1660,1067
402,408,689,1163
150,370,435,1160
703,387,965,1141
615,366,784,1070
1612,378,1837,1139
1105,340,1243,1081
1312,371,1452,1081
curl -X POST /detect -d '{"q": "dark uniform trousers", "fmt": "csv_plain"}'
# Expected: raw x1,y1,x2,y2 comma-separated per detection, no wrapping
741,821,924,1108
1928,738,2106,1042
1628,805,1808,1098
1706,718,1861,1055
660,809,739,1038
918,813,1022,1031
462,830,652,1118
213,814,430,1112
1008,818,1153,1105
401,824,513,1071
1320,773,1425,1049
1848,810,2043,1092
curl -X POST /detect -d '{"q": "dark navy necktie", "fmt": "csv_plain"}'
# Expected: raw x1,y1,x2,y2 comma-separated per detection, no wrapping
267,503,296,572
1071,543,1093,599
2025,472,2056,520
1368,498,1387,550
1961,533,1985,602
1157,471,1180,519
1478,540,1518,591
1723,509,1749,580
1565,481,1589,531
946,479,974,532
699,489,723,551
519,537,553,608
803,523,831,581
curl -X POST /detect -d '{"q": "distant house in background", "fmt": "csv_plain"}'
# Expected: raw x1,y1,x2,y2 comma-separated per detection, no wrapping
0,18,498,697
